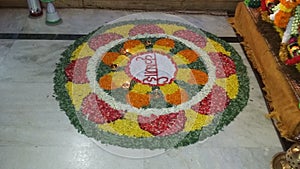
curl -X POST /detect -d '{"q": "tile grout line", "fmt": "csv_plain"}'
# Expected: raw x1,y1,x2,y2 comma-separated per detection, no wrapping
0,33,85,40
0,33,241,43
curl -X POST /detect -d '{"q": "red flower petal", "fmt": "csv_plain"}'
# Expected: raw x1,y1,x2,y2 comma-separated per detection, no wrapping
138,111,186,136
81,93,124,124
173,30,207,48
88,33,123,50
209,52,236,78
129,24,165,36
64,57,90,84
191,85,230,115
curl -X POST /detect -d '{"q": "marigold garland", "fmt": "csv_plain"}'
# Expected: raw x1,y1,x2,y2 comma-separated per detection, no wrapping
272,1,299,29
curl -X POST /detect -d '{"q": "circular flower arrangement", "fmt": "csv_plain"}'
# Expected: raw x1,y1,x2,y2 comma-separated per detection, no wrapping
54,19,249,149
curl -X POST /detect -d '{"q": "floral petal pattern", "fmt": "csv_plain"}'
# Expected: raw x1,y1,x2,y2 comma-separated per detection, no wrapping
104,24,135,37
173,30,207,48
189,69,208,85
98,113,153,137
71,42,95,61
176,68,208,85
184,109,213,132
123,39,147,54
138,111,186,136
102,52,129,67
174,49,199,64
216,74,239,99
81,93,124,124
65,82,92,111
99,71,131,90
55,19,249,149
153,38,175,53
209,52,236,78
164,88,189,105
191,85,230,115
129,24,165,36
65,57,90,84
126,91,150,108
89,33,123,50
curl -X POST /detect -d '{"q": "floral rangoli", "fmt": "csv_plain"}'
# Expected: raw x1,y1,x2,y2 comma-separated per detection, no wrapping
54,18,249,149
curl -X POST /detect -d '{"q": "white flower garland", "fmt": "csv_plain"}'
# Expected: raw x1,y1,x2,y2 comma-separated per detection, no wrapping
86,33,216,116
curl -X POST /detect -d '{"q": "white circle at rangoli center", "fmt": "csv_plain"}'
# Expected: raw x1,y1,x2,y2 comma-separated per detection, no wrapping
126,51,177,86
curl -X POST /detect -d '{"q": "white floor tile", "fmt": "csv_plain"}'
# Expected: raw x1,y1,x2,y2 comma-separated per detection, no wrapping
0,9,283,169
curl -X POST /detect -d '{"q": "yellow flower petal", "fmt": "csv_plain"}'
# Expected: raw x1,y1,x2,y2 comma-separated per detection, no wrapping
98,112,153,137
71,42,95,61
131,83,152,94
159,82,180,95
216,74,239,99
184,109,213,132
176,69,191,82
65,82,92,111
127,44,147,54
152,45,173,53
111,71,131,87
203,39,231,56
157,24,186,35
173,54,190,65
296,63,300,71
104,24,135,37
112,54,130,67
173,49,199,65
165,88,189,105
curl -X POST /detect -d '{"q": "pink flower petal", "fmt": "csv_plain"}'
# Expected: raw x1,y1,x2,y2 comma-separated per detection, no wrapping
88,33,123,51
191,85,230,115
81,93,124,124
209,52,236,78
129,24,165,36
173,30,207,48
64,57,90,84
138,111,186,136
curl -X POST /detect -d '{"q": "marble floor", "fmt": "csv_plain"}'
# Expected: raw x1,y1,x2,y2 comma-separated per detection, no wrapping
0,8,283,169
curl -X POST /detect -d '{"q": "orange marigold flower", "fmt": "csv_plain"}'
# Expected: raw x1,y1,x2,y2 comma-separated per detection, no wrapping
189,69,208,85
126,92,150,108
165,88,189,105
274,1,299,28
123,39,143,49
177,49,198,63
154,38,175,48
280,0,299,9
99,74,117,90
102,52,120,65
274,11,292,28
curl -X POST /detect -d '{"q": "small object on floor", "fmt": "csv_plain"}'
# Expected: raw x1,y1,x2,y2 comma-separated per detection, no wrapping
286,143,300,169
26,0,43,18
271,152,290,169
41,0,62,25
271,143,300,169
